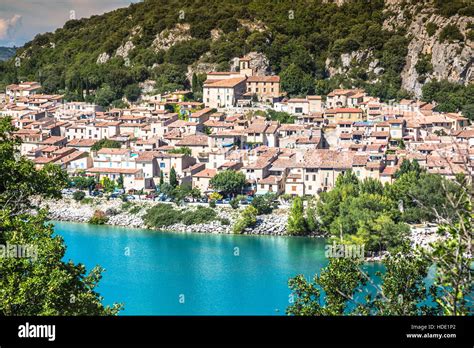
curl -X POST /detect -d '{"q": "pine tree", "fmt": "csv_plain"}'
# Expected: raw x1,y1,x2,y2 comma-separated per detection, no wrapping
287,196,307,235
169,167,178,188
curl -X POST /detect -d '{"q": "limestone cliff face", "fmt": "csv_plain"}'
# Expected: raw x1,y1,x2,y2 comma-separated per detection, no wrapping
384,0,473,97
325,0,472,96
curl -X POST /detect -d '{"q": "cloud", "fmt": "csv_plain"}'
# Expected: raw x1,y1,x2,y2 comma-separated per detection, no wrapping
0,14,22,40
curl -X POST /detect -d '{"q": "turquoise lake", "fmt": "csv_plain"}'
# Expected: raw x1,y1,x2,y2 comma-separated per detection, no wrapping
54,221,384,315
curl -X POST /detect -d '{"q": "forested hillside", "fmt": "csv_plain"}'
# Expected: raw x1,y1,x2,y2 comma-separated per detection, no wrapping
0,0,472,113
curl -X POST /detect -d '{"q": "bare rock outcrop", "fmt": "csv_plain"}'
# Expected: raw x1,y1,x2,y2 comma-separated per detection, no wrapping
152,23,191,52
115,40,135,59
384,0,473,97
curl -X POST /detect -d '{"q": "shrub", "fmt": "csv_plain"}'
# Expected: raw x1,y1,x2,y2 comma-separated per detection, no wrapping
143,204,218,228
89,210,108,225
425,22,438,37
73,191,86,201
233,206,258,234
129,206,142,214
121,202,133,211
439,24,464,43
143,204,181,227
81,197,93,205
467,29,474,41
220,218,230,226
209,192,223,201
251,193,278,214
229,198,239,209
182,207,217,225
209,200,216,208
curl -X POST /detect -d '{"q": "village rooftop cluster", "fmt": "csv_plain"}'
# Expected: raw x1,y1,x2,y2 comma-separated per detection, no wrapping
2,56,473,198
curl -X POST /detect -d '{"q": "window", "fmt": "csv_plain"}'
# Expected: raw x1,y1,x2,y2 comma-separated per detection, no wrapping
292,186,296,192
160,163,165,168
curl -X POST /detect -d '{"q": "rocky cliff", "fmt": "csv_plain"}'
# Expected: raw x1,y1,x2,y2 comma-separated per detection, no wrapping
385,0,473,97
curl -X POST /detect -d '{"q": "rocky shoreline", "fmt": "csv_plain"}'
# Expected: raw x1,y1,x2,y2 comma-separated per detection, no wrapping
38,198,442,262
39,198,293,236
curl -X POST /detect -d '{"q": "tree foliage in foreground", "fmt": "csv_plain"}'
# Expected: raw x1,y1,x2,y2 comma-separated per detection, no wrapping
0,117,122,315
289,166,473,316
316,166,465,254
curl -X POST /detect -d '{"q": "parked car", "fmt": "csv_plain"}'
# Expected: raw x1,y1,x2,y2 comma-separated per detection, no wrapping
126,195,136,200
222,198,231,204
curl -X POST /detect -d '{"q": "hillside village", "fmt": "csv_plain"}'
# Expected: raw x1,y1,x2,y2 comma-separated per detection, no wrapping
1,55,473,200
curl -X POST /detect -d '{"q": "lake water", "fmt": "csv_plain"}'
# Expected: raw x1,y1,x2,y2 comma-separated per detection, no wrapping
54,221,384,315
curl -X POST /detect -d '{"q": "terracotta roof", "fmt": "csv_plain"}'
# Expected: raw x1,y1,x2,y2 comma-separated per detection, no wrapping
247,75,280,83
193,168,217,178
86,167,141,175
97,148,128,155
302,150,355,169
203,77,246,88
176,135,209,146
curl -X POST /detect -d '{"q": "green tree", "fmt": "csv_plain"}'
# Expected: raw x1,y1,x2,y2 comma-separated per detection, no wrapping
360,245,434,315
73,190,86,201
0,118,67,213
101,177,116,193
169,147,192,156
69,176,95,190
305,199,318,233
287,244,434,316
0,117,122,315
233,205,258,234
159,171,164,186
94,84,116,107
287,258,365,316
117,174,124,189
394,159,423,179
91,138,121,152
424,176,473,315
280,63,314,97
210,170,247,197
124,83,141,102
251,193,278,214
287,196,307,235
169,167,178,188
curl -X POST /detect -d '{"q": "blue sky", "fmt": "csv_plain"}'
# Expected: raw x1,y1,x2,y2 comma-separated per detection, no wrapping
0,0,140,47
